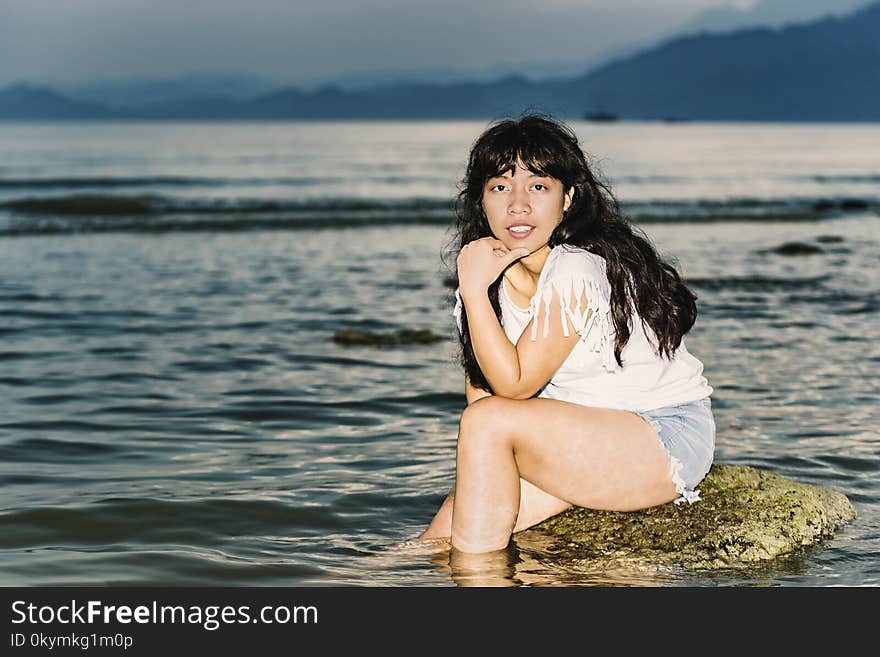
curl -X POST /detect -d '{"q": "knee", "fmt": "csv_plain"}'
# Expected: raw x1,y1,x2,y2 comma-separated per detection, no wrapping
460,396,509,430
458,397,515,449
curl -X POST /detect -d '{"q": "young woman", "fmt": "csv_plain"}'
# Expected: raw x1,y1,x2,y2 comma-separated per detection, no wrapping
418,115,715,554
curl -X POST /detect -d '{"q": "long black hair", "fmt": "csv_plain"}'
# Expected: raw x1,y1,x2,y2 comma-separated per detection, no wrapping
446,113,698,393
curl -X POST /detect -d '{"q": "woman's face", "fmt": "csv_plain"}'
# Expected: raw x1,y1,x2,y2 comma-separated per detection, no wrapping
481,161,573,254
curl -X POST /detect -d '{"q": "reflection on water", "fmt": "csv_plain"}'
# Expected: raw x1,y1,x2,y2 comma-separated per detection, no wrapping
438,547,522,588
425,541,684,588
380,522,824,587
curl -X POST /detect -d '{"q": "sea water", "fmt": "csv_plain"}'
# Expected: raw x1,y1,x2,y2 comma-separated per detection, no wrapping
0,120,877,586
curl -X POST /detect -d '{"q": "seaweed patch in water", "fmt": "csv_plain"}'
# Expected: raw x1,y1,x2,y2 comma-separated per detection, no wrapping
332,328,446,346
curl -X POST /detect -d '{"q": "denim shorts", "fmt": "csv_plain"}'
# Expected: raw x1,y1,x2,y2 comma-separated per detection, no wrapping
633,397,715,505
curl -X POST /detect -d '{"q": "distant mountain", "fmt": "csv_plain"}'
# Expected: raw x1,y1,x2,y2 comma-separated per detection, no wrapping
57,74,279,109
564,0,880,121
1,2,878,121
314,59,606,90
679,0,870,35
304,68,485,92
0,82,121,119
129,75,550,119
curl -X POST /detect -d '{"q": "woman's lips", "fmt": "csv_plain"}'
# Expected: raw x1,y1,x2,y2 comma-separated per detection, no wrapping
507,225,534,239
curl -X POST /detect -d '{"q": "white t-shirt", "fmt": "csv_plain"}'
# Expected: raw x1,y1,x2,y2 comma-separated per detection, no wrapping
453,244,713,412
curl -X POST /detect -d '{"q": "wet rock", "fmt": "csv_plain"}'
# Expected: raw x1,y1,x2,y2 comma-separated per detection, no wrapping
815,235,844,243
333,328,445,346
766,242,824,256
529,464,856,570
840,198,868,211
812,199,869,213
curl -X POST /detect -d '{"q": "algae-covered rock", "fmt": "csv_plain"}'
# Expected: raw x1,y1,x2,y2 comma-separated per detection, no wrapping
529,464,856,570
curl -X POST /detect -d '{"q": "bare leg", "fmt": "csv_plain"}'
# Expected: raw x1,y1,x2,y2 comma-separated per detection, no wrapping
419,477,572,541
449,396,679,554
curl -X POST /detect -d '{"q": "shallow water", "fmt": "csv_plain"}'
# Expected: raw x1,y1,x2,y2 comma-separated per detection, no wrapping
0,121,878,586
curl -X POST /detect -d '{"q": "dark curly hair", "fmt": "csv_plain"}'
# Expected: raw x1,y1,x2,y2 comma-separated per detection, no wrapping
445,113,698,393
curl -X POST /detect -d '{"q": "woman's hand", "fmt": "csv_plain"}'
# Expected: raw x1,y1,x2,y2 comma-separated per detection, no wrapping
457,237,529,299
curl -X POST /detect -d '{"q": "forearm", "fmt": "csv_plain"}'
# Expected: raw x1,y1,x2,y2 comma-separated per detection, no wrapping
461,290,521,397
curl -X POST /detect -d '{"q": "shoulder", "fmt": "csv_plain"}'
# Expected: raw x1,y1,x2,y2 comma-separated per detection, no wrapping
542,245,608,284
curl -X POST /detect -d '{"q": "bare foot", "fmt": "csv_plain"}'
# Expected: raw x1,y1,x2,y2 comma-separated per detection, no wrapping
387,536,452,555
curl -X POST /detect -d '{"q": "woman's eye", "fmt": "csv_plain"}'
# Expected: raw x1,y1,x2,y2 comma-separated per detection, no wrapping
491,184,506,191
533,184,546,191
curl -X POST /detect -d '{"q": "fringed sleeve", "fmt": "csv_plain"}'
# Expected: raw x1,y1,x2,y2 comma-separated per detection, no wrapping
527,249,619,372
452,287,463,336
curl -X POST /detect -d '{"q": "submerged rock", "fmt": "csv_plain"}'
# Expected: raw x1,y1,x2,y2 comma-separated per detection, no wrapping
812,198,869,212
840,198,869,211
529,464,855,570
332,328,445,346
766,242,824,256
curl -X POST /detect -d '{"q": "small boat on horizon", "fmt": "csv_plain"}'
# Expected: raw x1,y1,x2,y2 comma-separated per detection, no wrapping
584,106,618,122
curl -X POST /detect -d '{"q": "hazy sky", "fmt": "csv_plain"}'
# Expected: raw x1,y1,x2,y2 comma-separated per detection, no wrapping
0,0,830,87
